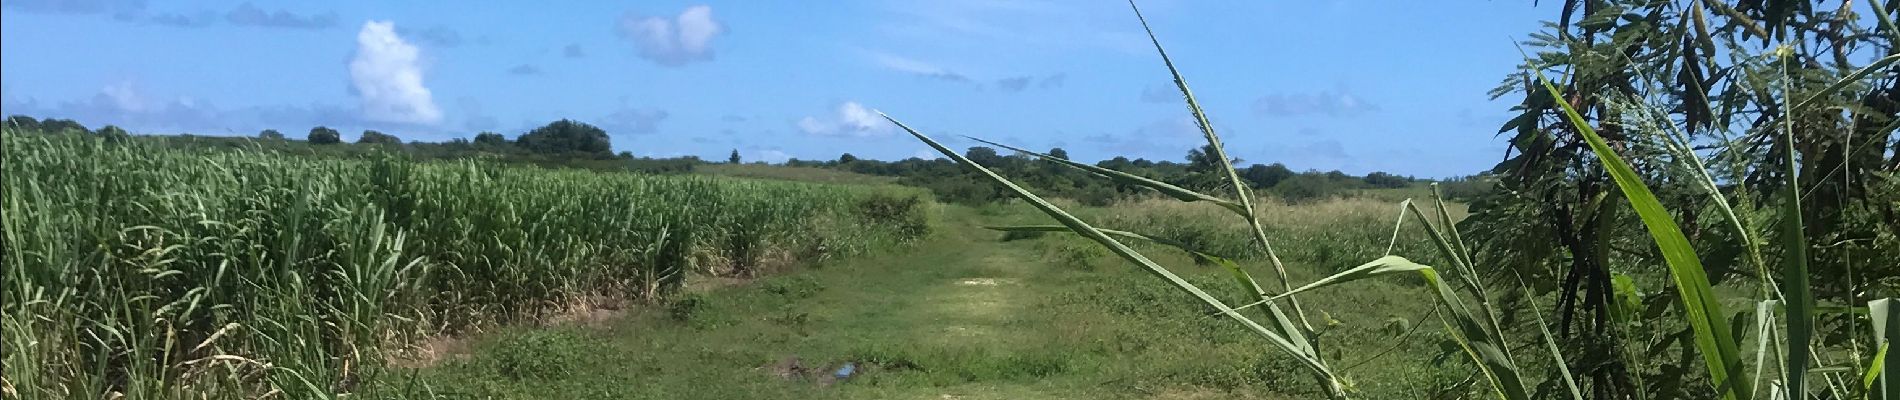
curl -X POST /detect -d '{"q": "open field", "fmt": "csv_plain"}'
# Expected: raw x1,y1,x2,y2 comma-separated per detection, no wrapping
380,197,1473,399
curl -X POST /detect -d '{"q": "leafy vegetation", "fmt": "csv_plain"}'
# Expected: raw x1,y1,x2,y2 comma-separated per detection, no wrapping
878,1,1899,399
0,127,928,398
2,1,1895,399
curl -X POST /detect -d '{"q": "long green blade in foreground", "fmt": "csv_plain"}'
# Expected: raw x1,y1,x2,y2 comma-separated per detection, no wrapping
1126,0,1319,354
883,113,1348,398
1873,299,1900,400
1536,73,1751,400
1249,255,1530,400
1776,86,1813,399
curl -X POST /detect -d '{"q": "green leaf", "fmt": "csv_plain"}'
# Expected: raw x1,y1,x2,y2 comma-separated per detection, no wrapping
1244,255,1530,400
1126,0,1318,358
1789,54,1899,113
1873,299,1900,400
1865,343,1890,397
1522,283,1585,400
1534,71,1751,400
1777,87,1814,399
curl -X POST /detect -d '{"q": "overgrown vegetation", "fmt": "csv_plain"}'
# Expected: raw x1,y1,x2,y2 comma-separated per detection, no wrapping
796,144,1443,206
884,1,1900,399
0,127,929,398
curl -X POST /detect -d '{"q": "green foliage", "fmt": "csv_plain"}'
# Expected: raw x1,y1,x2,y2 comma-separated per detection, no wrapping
728,148,741,164
5,114,41,131
472,131,508,146
357,129,401,145
1362,172,1410,189
307,125,341,144
36,117,86,133
1269,173,1362,203
854,193,931,240
1240,163,1295,188
258,129,284,140
92,125,130,142
483,330,588,380
516,119,611,157
1467,1,1900,398
0,127,925,398
668,293,709,323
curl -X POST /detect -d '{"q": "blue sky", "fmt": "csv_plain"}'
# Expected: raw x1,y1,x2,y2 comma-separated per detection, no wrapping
1,0,1554,177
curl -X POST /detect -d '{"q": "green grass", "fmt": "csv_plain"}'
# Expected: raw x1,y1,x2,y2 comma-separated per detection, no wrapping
391,199,1468,399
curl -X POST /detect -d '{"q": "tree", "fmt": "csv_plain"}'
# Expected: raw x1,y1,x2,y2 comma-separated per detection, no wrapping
1179,144,1238,190
838,153,859,163
358,130,402,145
258,129,285,140
1460,2,1900,397
40,118,87,134
473,131,508,147
94,125,130,142
1362,171,1408,188
5,115,40,131
308,126,341,144
728,149,742,164
517,119,611,157
1048,147,1070,160
964,147,1001,165
1239,163,1294,188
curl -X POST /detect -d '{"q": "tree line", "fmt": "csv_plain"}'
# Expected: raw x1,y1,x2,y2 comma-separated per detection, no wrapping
793,144,1478,205
2,113,1489,204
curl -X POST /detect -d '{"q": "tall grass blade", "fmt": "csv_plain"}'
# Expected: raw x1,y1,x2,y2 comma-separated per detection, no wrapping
1777,90,1814,398
1535,71,1752,400
1127,0,1318,347
882,112,1347,398
1755,300,1780,399
1245,255,1531,400
1521,282,1587,400
1867,343,1891,398
1789,54,1898,112
1873,299,1900,400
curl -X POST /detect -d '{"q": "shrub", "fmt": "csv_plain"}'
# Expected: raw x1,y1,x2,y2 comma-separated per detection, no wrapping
855,193,930,240
485,330,585,380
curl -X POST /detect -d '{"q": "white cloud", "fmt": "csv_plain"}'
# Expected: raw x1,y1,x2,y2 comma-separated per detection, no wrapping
1252,89,1380,118
756,149,792,163
872,53,970,82
602,107,669,135
617,5,724,66
797,101,891,137
349,21,442,125
100,81,148,112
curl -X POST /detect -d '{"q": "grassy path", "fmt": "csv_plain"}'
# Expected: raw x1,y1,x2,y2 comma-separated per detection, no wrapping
404,207,1106,399
398,204,1446,399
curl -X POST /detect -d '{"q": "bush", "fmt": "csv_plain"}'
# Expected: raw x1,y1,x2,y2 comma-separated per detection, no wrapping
517,119,611,158
358,130,402,145
667,293,707,322
762,276,823,299
485,330,586,380
1269,174,1354,203
308,126,342,144
855,193,930,240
